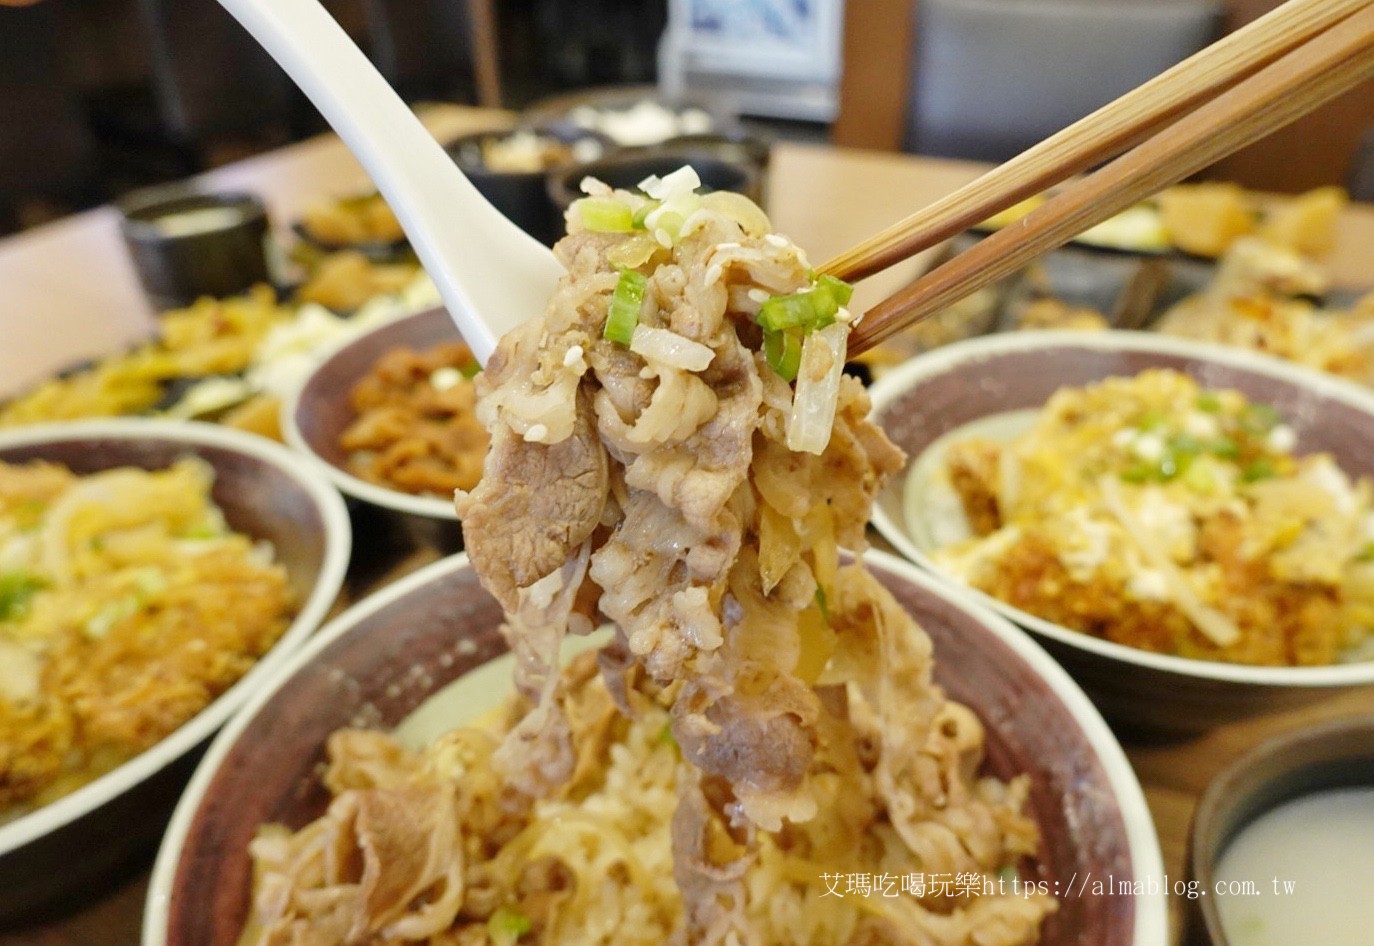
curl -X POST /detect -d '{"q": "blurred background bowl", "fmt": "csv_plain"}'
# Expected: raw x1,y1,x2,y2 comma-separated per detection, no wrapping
1187,715,1374,945
0,419,350,924
145,549,1167,946
444,126,614,245
290,190,413,266
546,149,761,214
119,186,273,311
869,330,1374,734
524,84,740,148
281,306,467,552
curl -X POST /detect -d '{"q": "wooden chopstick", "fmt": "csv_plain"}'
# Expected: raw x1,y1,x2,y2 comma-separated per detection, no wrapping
821,0,1374,285
846,4,1374,358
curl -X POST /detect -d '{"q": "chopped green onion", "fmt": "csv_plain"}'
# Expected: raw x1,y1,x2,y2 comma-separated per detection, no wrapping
604,270,647,345
1168,434,1205,461
459,360,481,379
757,293,820,332
1121,463,1156,484
13,500,46,531
1157,451,1184,480
1183,461,1219,494
1207,437,1239,459
632,200,661,229
487,908,532,946
814,585,832,625
85,594,141,639
815,273,854,307
658,722,677,748
1357,541,1374,563
764,328,803,381
0,570,46,622
1196,392,1223,413
1240,403,1281,435
1241,458,1277,482
577,198,633,233
1136,411,1168,432
757,275,854,333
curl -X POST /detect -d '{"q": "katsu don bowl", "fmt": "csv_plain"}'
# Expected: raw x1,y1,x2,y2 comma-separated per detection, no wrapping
871,331,1374,733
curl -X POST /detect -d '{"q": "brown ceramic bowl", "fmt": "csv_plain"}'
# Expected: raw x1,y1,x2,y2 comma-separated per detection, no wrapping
281,306,468,551
869,331,1374,733
144,549,1167,945
0,420,351,924
1187,715,1374,945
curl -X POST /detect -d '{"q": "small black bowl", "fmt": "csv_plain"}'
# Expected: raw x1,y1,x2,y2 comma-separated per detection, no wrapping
1187,715,1374,945
444,127,613,246
119,187,273,312
546,151,762,215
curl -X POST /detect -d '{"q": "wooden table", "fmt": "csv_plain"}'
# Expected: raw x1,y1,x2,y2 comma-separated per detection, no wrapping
3,106,1374,946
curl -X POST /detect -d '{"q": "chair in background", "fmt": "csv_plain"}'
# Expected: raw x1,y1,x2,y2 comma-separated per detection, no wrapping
904,0,1223,162
0,3,97,230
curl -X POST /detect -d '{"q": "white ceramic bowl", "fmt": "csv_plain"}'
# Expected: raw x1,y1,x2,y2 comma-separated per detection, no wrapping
281,307,466,532
869,331,1374,733
0,420,351,920
145,549,1166,946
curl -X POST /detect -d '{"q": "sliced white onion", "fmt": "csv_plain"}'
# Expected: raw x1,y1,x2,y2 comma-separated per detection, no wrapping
700,191,772,236
786,322,850,456
1099,477,1241,647
630,325,715,372
639,166,701,201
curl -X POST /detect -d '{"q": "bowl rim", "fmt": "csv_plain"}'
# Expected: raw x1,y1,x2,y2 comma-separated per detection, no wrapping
142,547,1167,946
0,418,352,857
869,328,1374,687
1187,713,1374,945
279,310,461,521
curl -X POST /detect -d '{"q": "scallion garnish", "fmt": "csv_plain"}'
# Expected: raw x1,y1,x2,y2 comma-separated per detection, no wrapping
632,200,661,229
756,273,854,334
757,293,820,332
763,327,803,381
604,269,647,345
487,907,532,946
0,570,46,622
1196,392,1223,413
1241,458,1277,482
816,273,853,306
1240,402,1281,435
577,198,633,233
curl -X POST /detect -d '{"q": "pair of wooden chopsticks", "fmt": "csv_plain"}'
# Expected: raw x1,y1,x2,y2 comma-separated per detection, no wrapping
831,0,1374,357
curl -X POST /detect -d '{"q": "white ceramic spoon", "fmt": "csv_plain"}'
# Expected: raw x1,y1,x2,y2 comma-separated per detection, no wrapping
217,0,564,363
